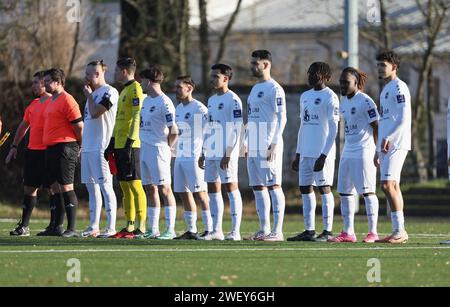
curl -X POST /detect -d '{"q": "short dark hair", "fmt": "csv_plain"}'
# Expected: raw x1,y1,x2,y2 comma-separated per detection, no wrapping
88,59,108,72
33,71,46,80
251,50,272,62
44,68,66,86
139,66,164,84
211,63,233,80
308,62,332,82
342,67,368,90
376,49,400,70
176,75,196,90
116,57,137,73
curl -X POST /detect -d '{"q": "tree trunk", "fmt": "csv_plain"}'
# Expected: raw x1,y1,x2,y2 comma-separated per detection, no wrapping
215,0,242,63
198,0,211,101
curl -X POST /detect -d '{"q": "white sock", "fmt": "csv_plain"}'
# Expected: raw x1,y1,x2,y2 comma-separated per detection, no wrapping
364,195,379,234
253,190,271,234
209,192,224,233
269,189,285,234
184,211,197,233
228,190,242,234
99,182,117,232
302,193,316,231
148,207,160,234
340,195,356,235
86,183,102,230
202,210,213,232
164,206,176,233
391,211,405,232
321,193,335,232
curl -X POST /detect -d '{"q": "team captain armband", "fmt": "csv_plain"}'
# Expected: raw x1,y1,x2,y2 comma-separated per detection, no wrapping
99,92,113,110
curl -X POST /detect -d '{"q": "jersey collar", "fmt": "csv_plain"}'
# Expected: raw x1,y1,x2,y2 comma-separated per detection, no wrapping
124,80,135,87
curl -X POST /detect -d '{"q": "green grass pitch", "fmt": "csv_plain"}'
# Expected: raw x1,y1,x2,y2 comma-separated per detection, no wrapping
0,215,449,287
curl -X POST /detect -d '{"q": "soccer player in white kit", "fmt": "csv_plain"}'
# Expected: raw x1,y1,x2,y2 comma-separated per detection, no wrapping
80,60,119,238
440,97,450,245
329,67,380,243
198,64,244,241
244,50,287,242
173,76,212,240
288,62,339,242
374,50,411,244
138,67,179,240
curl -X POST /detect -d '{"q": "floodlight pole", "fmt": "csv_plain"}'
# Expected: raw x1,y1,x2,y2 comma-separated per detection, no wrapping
344,0,359,69
344,0,361,212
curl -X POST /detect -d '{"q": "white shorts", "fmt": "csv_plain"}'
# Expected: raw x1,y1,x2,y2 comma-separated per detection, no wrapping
299,156,335,187
140,143,172,186
247,154,283,187
204,158,239,184
174,159,207,193
81,151,112,184
380,149,408,183
337,156,377,195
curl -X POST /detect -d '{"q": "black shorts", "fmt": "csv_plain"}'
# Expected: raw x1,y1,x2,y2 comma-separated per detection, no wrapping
23,149,48,188
45,142,79,185
115,148,141,182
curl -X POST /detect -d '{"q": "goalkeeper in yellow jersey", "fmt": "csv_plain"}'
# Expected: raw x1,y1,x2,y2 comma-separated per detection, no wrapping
106,57,147,238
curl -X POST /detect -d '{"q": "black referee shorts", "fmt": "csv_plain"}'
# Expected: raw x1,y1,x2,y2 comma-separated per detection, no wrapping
23,149,49,188
115,148,141,182
45,142,79,186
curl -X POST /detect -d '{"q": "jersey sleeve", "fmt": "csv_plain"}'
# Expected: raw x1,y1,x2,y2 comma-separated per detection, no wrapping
327,92,340,122
162,97,176,128
364,96,380,124
393,82,411,110
273,85,286,113
64,96,82,123
128,83,144,141
23,104,32,123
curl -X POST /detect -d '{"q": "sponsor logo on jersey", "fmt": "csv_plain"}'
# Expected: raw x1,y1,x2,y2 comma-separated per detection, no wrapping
132,98,140,106
368,109,377,118
218,103,224,110
257,91,264,98
277,97,283,106
233,109,242,118
303,108,320,122
351,107,356,115
184,113,191,120
165,114,173,122
315,98,321,105
150,106,156,113
397,95,406,104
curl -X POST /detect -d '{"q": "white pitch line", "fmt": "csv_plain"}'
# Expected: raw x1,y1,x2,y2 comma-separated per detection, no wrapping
1,246,450,254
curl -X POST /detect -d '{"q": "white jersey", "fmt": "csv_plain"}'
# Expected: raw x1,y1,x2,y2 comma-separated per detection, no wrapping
140,93,176,147
378,78,411,151
340,91,379,159
175,99,208,160
205,90,243,160
82,84,119,153
296,87,340,159
246,79,286,156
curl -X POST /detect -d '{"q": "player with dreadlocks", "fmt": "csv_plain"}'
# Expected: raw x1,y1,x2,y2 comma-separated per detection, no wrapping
329,67,380,243
288,62,340,242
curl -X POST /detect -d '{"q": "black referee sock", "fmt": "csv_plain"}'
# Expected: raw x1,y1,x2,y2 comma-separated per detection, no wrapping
63,191,78,231
54,193,65,228
49,194,58,228
21,195,36,228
